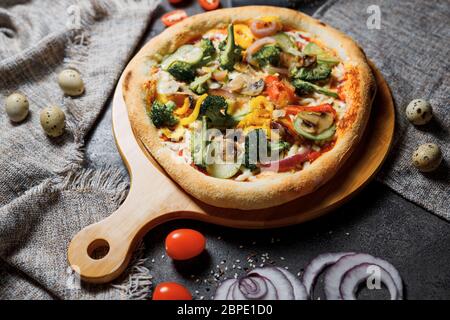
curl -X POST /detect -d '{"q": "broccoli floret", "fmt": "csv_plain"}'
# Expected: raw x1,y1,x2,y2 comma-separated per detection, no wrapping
167,61,196,82
219,24,243,71
290,63,331,82
199,38,216,65
149,100,178,128
190,73,211,95
199,95,237,128
292,79,339,98
253,45,282,68
244,129,267,170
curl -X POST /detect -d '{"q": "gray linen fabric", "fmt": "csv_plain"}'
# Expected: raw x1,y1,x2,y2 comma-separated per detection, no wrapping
0,0,159,299
314,0,449,219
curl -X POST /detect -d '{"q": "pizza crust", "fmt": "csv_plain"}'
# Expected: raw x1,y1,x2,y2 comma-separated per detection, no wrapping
122,6,376,210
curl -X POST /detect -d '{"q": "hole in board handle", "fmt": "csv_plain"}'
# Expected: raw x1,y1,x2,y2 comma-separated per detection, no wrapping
87,239,110,260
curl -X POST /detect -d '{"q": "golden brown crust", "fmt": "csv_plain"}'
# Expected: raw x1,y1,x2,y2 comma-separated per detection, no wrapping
123,6,376,210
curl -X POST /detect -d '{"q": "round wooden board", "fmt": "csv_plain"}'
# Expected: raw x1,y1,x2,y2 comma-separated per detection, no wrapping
68,63,394,283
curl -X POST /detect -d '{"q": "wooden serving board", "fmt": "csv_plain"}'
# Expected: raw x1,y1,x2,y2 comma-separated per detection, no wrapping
68,64,394,284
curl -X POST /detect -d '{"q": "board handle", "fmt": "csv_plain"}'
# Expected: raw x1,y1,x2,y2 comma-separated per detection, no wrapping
67,180,172,284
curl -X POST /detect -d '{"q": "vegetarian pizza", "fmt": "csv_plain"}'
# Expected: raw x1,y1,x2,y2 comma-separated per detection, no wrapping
123,6,376,210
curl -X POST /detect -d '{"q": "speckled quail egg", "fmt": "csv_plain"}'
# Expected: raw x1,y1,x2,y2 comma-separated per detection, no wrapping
40,106,66,137
412,143,442,172
57,69,85,96
5,92,29,122
405,99,433,125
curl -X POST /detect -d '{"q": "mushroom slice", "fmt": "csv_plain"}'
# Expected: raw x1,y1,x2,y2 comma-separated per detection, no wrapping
241,78,265,96
298,111,334,134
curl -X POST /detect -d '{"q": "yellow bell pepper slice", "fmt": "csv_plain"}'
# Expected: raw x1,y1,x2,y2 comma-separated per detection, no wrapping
237,96,274,135
180,94,208,126
161,126,185,142
234,24,255,49
157,94,169,104
174,97,191,116
260,16,282,31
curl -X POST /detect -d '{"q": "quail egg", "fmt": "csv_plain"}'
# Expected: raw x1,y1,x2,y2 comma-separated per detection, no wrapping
57,69,85,96
412,143,442,172
405,99,433,125
40,106,66,137
5,92,29,122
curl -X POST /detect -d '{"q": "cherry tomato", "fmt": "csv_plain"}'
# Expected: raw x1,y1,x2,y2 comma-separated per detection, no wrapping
161,10,188,27
198,0,220,11
153,282,192,300
165,229,206,260
168,0,184,4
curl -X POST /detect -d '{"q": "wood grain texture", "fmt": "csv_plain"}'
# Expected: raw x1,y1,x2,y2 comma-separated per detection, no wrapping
67,64,394,284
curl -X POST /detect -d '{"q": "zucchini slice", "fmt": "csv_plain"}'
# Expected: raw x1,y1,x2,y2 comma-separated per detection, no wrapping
161,45,203,70
294,116,336,141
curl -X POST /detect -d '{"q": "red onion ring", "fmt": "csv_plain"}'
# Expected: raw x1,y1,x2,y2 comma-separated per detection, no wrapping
302,252,355,298
324,253,403,300
249,267,295,300
340,263,399,300
214,279,235,300
276,267,308,300
233,275,278,300
250,19,279,38
246,37,276,65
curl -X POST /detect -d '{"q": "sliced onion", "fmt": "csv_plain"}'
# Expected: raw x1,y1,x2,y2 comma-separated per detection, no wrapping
324,253,403,300
214,279,236,300
246,37,276,65
260,151,311,172
276,267,307,300
232,275,278,300
212,70,228,82
340,263,399,300
250,19,279,38
264,65,289,76
228,281,237,300
248,267,294,300
302,252,355,298
239,276,268,299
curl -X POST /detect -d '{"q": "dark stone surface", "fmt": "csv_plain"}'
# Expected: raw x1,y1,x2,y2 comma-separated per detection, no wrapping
85,0,450,300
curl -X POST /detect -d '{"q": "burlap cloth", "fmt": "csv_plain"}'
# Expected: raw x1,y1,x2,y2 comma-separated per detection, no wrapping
0,0,448,299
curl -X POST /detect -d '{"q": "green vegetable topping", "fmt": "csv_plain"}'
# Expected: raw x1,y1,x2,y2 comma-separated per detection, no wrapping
190,73,211,95
199,95,237,128
244,129,267,170
290,63,332,82
291,79,339,98
253,45,282,67
219,24,243,71
199,38,216,65
303,42,340,66
272,33,302,57
191,116,208,168
269,140,291,155
149,100,178,128
167,61,196,82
